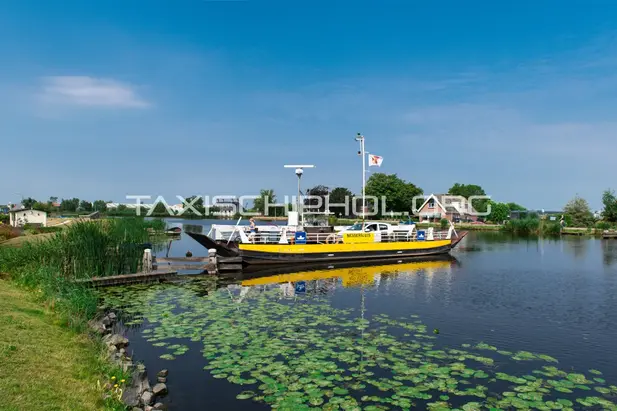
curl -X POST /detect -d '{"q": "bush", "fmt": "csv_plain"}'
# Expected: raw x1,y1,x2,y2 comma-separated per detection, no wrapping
542,221,562,236
0,214,8,224
503,218,540,235
440,218,449,229
0,225,20,241
38,226,64,234
596,221,613,230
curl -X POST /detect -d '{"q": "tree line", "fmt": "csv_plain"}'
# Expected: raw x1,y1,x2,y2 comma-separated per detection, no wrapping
252,172,617,227
10,177,617,227
253,173,521,219
17,197,108,214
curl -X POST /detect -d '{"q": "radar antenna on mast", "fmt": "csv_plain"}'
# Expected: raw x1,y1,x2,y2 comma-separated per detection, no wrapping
284,164,315,225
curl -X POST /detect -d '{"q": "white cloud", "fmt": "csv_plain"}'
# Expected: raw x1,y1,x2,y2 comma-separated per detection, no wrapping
39,76,150,108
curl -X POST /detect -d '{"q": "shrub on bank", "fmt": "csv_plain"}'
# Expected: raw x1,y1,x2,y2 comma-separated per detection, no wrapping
503,218,563,237
596,221,616,230
542,221,562,236
0,224,20,241
503,218,540,235
23,224,64,235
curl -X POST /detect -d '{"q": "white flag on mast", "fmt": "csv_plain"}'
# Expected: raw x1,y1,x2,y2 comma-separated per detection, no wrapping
368,154,383,167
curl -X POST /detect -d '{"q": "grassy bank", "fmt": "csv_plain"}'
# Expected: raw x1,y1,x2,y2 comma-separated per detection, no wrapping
0,218,163,410
0,232,59,247
0,280,127,411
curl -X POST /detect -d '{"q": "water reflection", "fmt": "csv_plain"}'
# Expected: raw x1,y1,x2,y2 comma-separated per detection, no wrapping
603,240,617,267
235,257,458,298
183,224,204,234
563,237,589,259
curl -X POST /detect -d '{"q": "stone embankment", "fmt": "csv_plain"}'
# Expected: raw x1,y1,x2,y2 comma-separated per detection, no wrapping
89,312,169,411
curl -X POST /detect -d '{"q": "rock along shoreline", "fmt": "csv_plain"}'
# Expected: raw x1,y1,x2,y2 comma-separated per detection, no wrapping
89,311,169,411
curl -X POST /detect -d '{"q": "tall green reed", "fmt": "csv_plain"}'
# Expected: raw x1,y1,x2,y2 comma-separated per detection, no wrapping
502,218,561,237
0,218,164,328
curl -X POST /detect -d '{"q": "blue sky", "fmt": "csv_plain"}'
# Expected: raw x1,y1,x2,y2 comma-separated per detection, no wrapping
2,0,617,210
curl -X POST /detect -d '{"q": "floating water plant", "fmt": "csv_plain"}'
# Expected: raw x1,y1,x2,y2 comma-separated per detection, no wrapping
100,280,617,410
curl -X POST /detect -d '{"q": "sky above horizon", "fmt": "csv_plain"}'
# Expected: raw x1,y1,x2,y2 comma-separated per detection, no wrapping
2,0,617,210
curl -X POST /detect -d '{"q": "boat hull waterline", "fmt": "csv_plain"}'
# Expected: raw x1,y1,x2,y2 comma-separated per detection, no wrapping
186,231,468,265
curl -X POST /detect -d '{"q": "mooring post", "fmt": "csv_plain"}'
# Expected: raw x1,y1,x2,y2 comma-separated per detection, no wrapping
208,248,218,274
142,249,153,273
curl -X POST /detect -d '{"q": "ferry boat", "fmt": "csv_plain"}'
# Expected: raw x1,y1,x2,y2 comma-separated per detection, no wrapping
187,216,466,265
185,133,468,265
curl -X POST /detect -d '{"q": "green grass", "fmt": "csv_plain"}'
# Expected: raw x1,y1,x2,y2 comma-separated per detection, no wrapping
0,218,163,410
0,232,58,247
0,280,127,411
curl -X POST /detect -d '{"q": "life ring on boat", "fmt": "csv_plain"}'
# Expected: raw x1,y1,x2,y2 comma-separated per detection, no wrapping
326,234,338,244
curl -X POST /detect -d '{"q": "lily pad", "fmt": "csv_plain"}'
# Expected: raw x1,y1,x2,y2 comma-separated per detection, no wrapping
236,391,255,400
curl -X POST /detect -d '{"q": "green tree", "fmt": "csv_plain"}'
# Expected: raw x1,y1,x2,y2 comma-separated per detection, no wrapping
92,200,107,212
487,201,510,224
563,195,593,227
448,183,488,213
152,202,169,215
32,201,50,213
506,202,526,211
253,189,276,216
602,189,617,223
329,187,354,217
60,198,80,212
440,218,449,229
365,173,423,216
305,185,329,213
22,197,36,209
79,200,93,212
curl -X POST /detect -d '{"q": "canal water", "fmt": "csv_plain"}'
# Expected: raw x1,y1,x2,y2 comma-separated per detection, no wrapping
102,220,617,410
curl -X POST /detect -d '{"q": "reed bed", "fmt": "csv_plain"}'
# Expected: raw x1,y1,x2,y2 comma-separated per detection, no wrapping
502,218,561,236
0,218,164,329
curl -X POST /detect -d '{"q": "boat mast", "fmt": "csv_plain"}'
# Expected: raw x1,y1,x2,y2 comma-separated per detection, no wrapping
355,133,366,223
284,164,315,227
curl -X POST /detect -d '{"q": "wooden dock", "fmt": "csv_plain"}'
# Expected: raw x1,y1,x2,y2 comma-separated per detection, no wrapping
560,227,589,236
218,256,243,272
153,256,212,272
76,270,178,287
72,249,244,288
561,230,586,236
603,231,617,239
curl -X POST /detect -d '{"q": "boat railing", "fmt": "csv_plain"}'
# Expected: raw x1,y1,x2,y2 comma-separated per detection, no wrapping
226,229,452,244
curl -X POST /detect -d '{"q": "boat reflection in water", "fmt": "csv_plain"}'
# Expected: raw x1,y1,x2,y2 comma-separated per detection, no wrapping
224,256,459,299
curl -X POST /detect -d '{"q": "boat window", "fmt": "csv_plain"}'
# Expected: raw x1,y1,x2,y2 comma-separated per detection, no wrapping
366,224,377,231
379,224,388,231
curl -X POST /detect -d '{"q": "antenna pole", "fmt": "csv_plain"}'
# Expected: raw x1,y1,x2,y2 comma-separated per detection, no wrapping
297,172,301,221
283,165,315,227
356,133,366,222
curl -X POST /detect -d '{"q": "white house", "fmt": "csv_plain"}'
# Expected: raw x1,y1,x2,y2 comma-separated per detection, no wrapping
9,207,47,227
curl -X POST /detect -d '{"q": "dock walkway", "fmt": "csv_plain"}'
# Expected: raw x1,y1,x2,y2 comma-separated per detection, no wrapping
75,270,178,287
